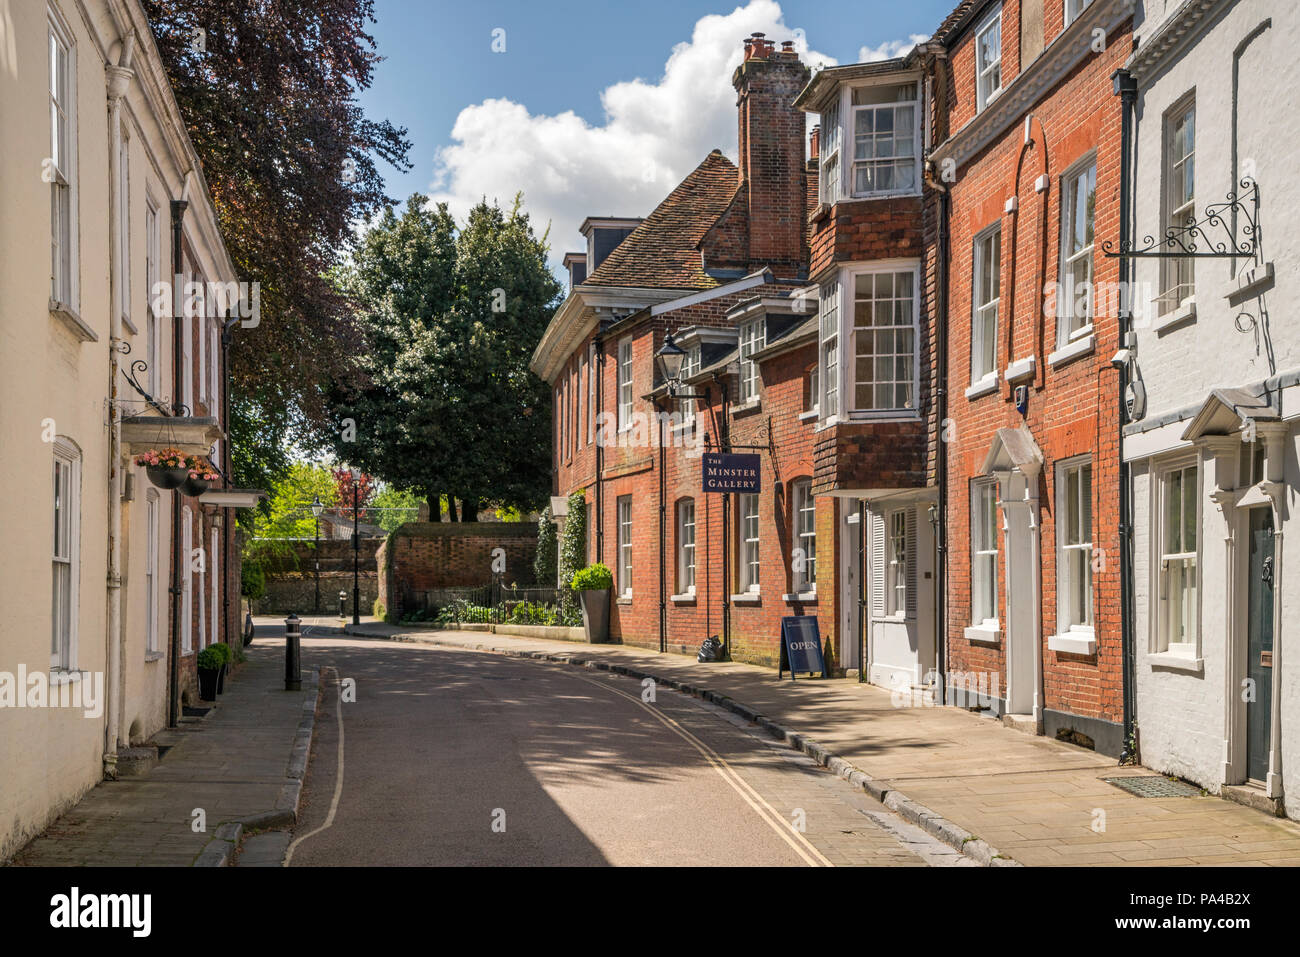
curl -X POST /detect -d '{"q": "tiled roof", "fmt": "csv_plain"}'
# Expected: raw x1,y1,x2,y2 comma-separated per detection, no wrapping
582,150,740,291
932,0,988,45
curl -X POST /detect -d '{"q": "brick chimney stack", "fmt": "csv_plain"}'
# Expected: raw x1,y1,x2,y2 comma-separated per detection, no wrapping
733,33,810,274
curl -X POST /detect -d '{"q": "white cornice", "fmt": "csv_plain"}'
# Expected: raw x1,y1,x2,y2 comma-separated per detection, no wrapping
930,0,1133,172
1128,0,1229,83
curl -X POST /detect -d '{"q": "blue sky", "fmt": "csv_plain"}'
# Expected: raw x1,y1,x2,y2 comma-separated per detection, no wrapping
357,0,955,263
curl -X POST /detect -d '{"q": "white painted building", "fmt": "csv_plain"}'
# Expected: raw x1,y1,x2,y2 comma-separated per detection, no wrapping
0,0,240,859
1121,0,1299,817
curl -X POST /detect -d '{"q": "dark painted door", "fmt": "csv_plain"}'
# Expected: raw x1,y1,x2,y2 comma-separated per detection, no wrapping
1246,508,1275,783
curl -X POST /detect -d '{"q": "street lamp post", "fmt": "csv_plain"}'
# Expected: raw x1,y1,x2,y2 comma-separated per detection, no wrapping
350,468,361,626
310,495,324,614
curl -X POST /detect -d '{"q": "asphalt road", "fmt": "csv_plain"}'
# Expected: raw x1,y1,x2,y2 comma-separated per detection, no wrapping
273,620,971,867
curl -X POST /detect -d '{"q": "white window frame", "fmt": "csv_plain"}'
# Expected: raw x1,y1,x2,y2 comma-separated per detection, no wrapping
182,268,194,409
146,490,160,656
849,81,921,199
738,318,765,404
1059,156,1097,345
1154,460,1199,657
845,261,920,417
886,509,907,617
1056,458,1094,633
51,437,82,671
617,337,633,432
578,351,588,449
738,493,760,593
198,519,208,648
792,480,817,593
49,7,78,310
617,496,633,597
1161,96,1196,314
209,321,219,410
679,344,701,429
975,5,1003,113
972,224,1001,382
119,128,132,326
677,498,696,595
198,275,208,405
182,507,194,654
818,279,840,422
819,99,841,205
587,341,597,444
1064,0,1094,28
971,479,999,626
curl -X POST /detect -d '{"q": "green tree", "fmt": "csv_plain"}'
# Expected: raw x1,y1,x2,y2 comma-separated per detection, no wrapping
370,484,423,533
253,462,338,541
558,491,587,608
143,0,412,491
330,194,560,517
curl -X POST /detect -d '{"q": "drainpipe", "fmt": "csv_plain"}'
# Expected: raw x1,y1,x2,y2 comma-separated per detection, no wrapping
104,34,136,776
167,198,188,728
657,396,667,653
1113,67,1137,763
221,311,239,646
594,334,604,564
930,170,951,706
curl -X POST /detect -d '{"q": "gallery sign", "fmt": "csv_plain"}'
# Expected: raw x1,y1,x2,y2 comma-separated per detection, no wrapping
701,452,761,493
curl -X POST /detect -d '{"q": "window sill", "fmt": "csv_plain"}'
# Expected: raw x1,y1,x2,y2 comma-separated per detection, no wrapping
1047,333,1094,369
798,410,819,423
731,592,761,605
145,651,165,663
782,592,817,604
1047,630,1096,655
49,669,85,685
1226,261,1273,301
121,312,138,336
1004,356,1035,383
964,623,1002,646
50,301,98,342
846,410,922,423
616,594,633,605
965,373,999,400
669,592,696,604
732,399,761,416
1146,651,1204,674
1154,297,1196,334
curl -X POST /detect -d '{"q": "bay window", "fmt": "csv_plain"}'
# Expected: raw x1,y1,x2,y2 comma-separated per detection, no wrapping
850,82,918,197
851,267,916,413
818,279,839,420
819,99,840,205
680,344,701,430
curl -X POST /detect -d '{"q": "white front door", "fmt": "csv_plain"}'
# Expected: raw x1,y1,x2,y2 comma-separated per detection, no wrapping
1000,473,1038,715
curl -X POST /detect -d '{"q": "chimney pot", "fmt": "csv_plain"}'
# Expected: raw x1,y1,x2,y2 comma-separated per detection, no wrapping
782,40,794,52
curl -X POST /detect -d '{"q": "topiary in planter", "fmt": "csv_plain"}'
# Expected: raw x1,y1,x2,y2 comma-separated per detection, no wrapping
570,563,612,643
570,563,613,591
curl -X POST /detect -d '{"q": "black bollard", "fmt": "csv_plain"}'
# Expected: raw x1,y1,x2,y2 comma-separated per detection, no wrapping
338,590,348,620
284,612,301,691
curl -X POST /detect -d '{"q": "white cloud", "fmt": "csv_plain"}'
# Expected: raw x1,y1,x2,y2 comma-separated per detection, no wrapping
428,0,834,269
857,33,929,63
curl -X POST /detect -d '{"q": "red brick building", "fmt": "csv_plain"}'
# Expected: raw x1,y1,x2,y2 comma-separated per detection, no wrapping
532,35,850,668
929,0,1132,754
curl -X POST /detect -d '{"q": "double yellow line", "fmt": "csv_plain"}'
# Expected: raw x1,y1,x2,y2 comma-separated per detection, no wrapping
573,672,833,867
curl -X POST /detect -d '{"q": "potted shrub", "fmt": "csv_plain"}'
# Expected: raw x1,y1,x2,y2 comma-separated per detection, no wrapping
134,448,189,490
181,455,220,497
196,646,222,701
211,642,232,694
570,563,613,643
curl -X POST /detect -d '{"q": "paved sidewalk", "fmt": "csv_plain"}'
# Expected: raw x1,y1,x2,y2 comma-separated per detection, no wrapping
349,623,1300,867
11,643,318,867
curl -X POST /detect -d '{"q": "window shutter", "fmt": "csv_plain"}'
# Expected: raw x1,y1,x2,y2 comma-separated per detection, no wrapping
905,507,918,617
870,510,885,616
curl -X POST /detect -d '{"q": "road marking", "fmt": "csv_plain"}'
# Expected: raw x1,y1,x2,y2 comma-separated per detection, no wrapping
284,667,344,865
570,672,833,867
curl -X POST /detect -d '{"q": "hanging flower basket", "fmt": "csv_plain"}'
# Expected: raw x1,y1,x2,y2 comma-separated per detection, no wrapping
180,455,221,497
135,448,189,490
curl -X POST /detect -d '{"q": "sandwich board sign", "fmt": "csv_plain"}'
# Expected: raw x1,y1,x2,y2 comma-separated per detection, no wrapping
778,615,826,680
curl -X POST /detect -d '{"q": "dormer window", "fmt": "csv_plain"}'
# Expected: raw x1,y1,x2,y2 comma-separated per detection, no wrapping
738,319,765,403
819,100,841,206
975,6,1003,112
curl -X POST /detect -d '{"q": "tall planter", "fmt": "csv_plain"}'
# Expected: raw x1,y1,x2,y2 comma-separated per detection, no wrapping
577,588,610,643
197,667,220,701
